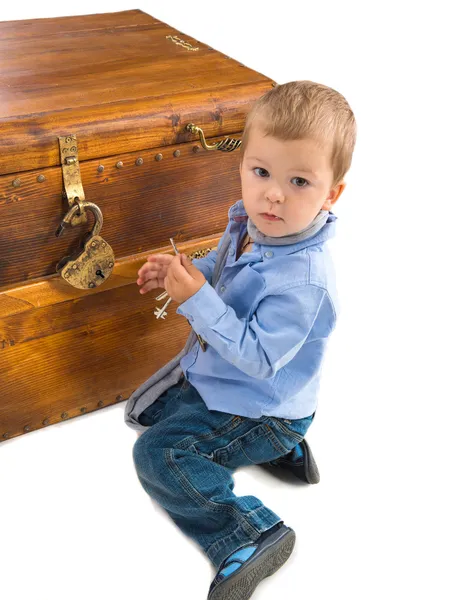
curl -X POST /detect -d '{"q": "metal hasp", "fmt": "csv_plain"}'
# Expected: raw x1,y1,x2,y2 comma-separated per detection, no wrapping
58,134,88,225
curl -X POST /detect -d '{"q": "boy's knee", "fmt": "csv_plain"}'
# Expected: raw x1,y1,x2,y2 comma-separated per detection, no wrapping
132,431,167,479
132,430,154,470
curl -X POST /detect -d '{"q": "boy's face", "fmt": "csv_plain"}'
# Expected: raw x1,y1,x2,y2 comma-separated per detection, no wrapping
239,122,345,237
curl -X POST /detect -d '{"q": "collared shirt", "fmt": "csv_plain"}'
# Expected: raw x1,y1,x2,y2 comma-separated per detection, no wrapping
177,200,340,419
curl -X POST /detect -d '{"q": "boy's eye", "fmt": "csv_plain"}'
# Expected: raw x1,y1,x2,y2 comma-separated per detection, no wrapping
292,177,308,187
253,167,269,177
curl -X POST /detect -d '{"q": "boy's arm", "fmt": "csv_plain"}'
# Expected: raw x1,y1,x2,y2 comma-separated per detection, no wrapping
177,282,335,379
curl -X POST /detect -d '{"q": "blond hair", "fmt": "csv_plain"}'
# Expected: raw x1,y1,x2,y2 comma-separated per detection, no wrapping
240,81,357,187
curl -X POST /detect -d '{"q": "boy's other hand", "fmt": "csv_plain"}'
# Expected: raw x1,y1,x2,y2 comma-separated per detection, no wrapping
164,254,206,304
137,253,174,294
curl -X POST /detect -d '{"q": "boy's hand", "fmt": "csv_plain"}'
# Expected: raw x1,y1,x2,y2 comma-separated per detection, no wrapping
164,254,206,304
137,253,174,294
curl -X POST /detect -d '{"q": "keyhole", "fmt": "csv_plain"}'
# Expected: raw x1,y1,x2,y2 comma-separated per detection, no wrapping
96,269,105,279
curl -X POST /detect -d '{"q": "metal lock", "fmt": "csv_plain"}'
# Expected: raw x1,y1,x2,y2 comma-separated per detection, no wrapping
55,200,115,290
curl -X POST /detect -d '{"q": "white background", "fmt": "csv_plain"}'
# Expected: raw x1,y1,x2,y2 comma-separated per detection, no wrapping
1,2,448,599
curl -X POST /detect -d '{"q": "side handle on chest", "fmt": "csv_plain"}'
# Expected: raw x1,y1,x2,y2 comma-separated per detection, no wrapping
185,124,241,152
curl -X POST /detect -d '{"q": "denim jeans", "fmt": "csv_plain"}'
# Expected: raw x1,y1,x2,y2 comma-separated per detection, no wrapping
132,378,313,567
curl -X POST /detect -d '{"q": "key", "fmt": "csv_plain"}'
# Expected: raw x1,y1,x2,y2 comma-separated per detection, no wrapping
155,295,172,319
163,238,208,352
155,291,169,301
154,307,168,319
154,243,178,319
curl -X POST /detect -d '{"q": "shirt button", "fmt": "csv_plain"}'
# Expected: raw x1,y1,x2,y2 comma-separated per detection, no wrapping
264,251,273,258
220,285,226,292
229,248,235,255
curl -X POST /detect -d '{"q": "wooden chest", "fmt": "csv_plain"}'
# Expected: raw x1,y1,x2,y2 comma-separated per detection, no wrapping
0,9,274,442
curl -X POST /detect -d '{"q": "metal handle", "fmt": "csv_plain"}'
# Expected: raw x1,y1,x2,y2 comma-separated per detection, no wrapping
185,123,241,152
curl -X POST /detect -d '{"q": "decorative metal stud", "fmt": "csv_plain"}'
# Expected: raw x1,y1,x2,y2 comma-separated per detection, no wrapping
116,395,123,402
80,407,86,413
24,426,31,432
173,150,181,158
97,165,105,173
61,412,68,419
155,153,163,161
37,175,46,183
98,401,104,407
42,419,50,426
135,157,144,166
116,161,124,169
193,146,200,153
12,179,21,187
3,432,10,439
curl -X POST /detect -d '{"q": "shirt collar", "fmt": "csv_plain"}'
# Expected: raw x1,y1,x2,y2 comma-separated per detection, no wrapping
228,199,337,258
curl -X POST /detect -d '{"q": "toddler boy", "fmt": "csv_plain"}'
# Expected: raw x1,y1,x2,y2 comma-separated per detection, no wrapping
127,80,356,599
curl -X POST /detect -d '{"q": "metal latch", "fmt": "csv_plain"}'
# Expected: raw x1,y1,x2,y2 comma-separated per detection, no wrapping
58,134,87,226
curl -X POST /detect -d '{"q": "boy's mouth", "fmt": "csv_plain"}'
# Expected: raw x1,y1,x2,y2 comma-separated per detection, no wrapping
261,213,282,221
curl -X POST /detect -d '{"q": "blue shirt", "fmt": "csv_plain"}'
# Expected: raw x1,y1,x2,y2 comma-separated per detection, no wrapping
177,200,340,419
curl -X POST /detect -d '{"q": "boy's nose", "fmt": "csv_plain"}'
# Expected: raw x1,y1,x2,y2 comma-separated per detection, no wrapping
265,187,285,203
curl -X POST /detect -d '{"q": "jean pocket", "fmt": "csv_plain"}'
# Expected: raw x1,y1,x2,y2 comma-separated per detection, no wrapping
210,424,290,468
267,415,314,449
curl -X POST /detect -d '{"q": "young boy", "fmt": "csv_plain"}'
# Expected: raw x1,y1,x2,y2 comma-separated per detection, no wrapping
128,80,356,599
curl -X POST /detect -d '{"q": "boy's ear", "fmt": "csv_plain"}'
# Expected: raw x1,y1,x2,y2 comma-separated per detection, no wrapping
321,182,346,211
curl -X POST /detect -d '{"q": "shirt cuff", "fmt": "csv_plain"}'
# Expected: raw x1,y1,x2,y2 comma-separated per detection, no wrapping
177,282,227,327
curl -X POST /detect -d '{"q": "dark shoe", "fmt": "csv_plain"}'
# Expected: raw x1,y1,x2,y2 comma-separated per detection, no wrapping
207,524,295,600
269,438,320,484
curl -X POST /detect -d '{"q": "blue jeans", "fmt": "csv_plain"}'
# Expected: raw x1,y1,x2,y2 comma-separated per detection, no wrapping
132,378,313,567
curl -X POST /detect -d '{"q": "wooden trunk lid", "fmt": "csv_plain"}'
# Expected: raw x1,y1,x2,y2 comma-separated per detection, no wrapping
0,9,274,175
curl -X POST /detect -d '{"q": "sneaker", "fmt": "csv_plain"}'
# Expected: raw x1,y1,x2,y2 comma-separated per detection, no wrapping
207,524,295,600
269,439,320,484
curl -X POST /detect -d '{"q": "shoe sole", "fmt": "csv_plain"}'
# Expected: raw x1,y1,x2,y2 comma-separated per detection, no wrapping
208,529,296,600
271,439,320,484
301,439,320,484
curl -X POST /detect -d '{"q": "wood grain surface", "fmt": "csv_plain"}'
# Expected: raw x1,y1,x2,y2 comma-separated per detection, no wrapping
0,9,270,442
0,9,274,174
0,137,240,286
0,235,221,442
